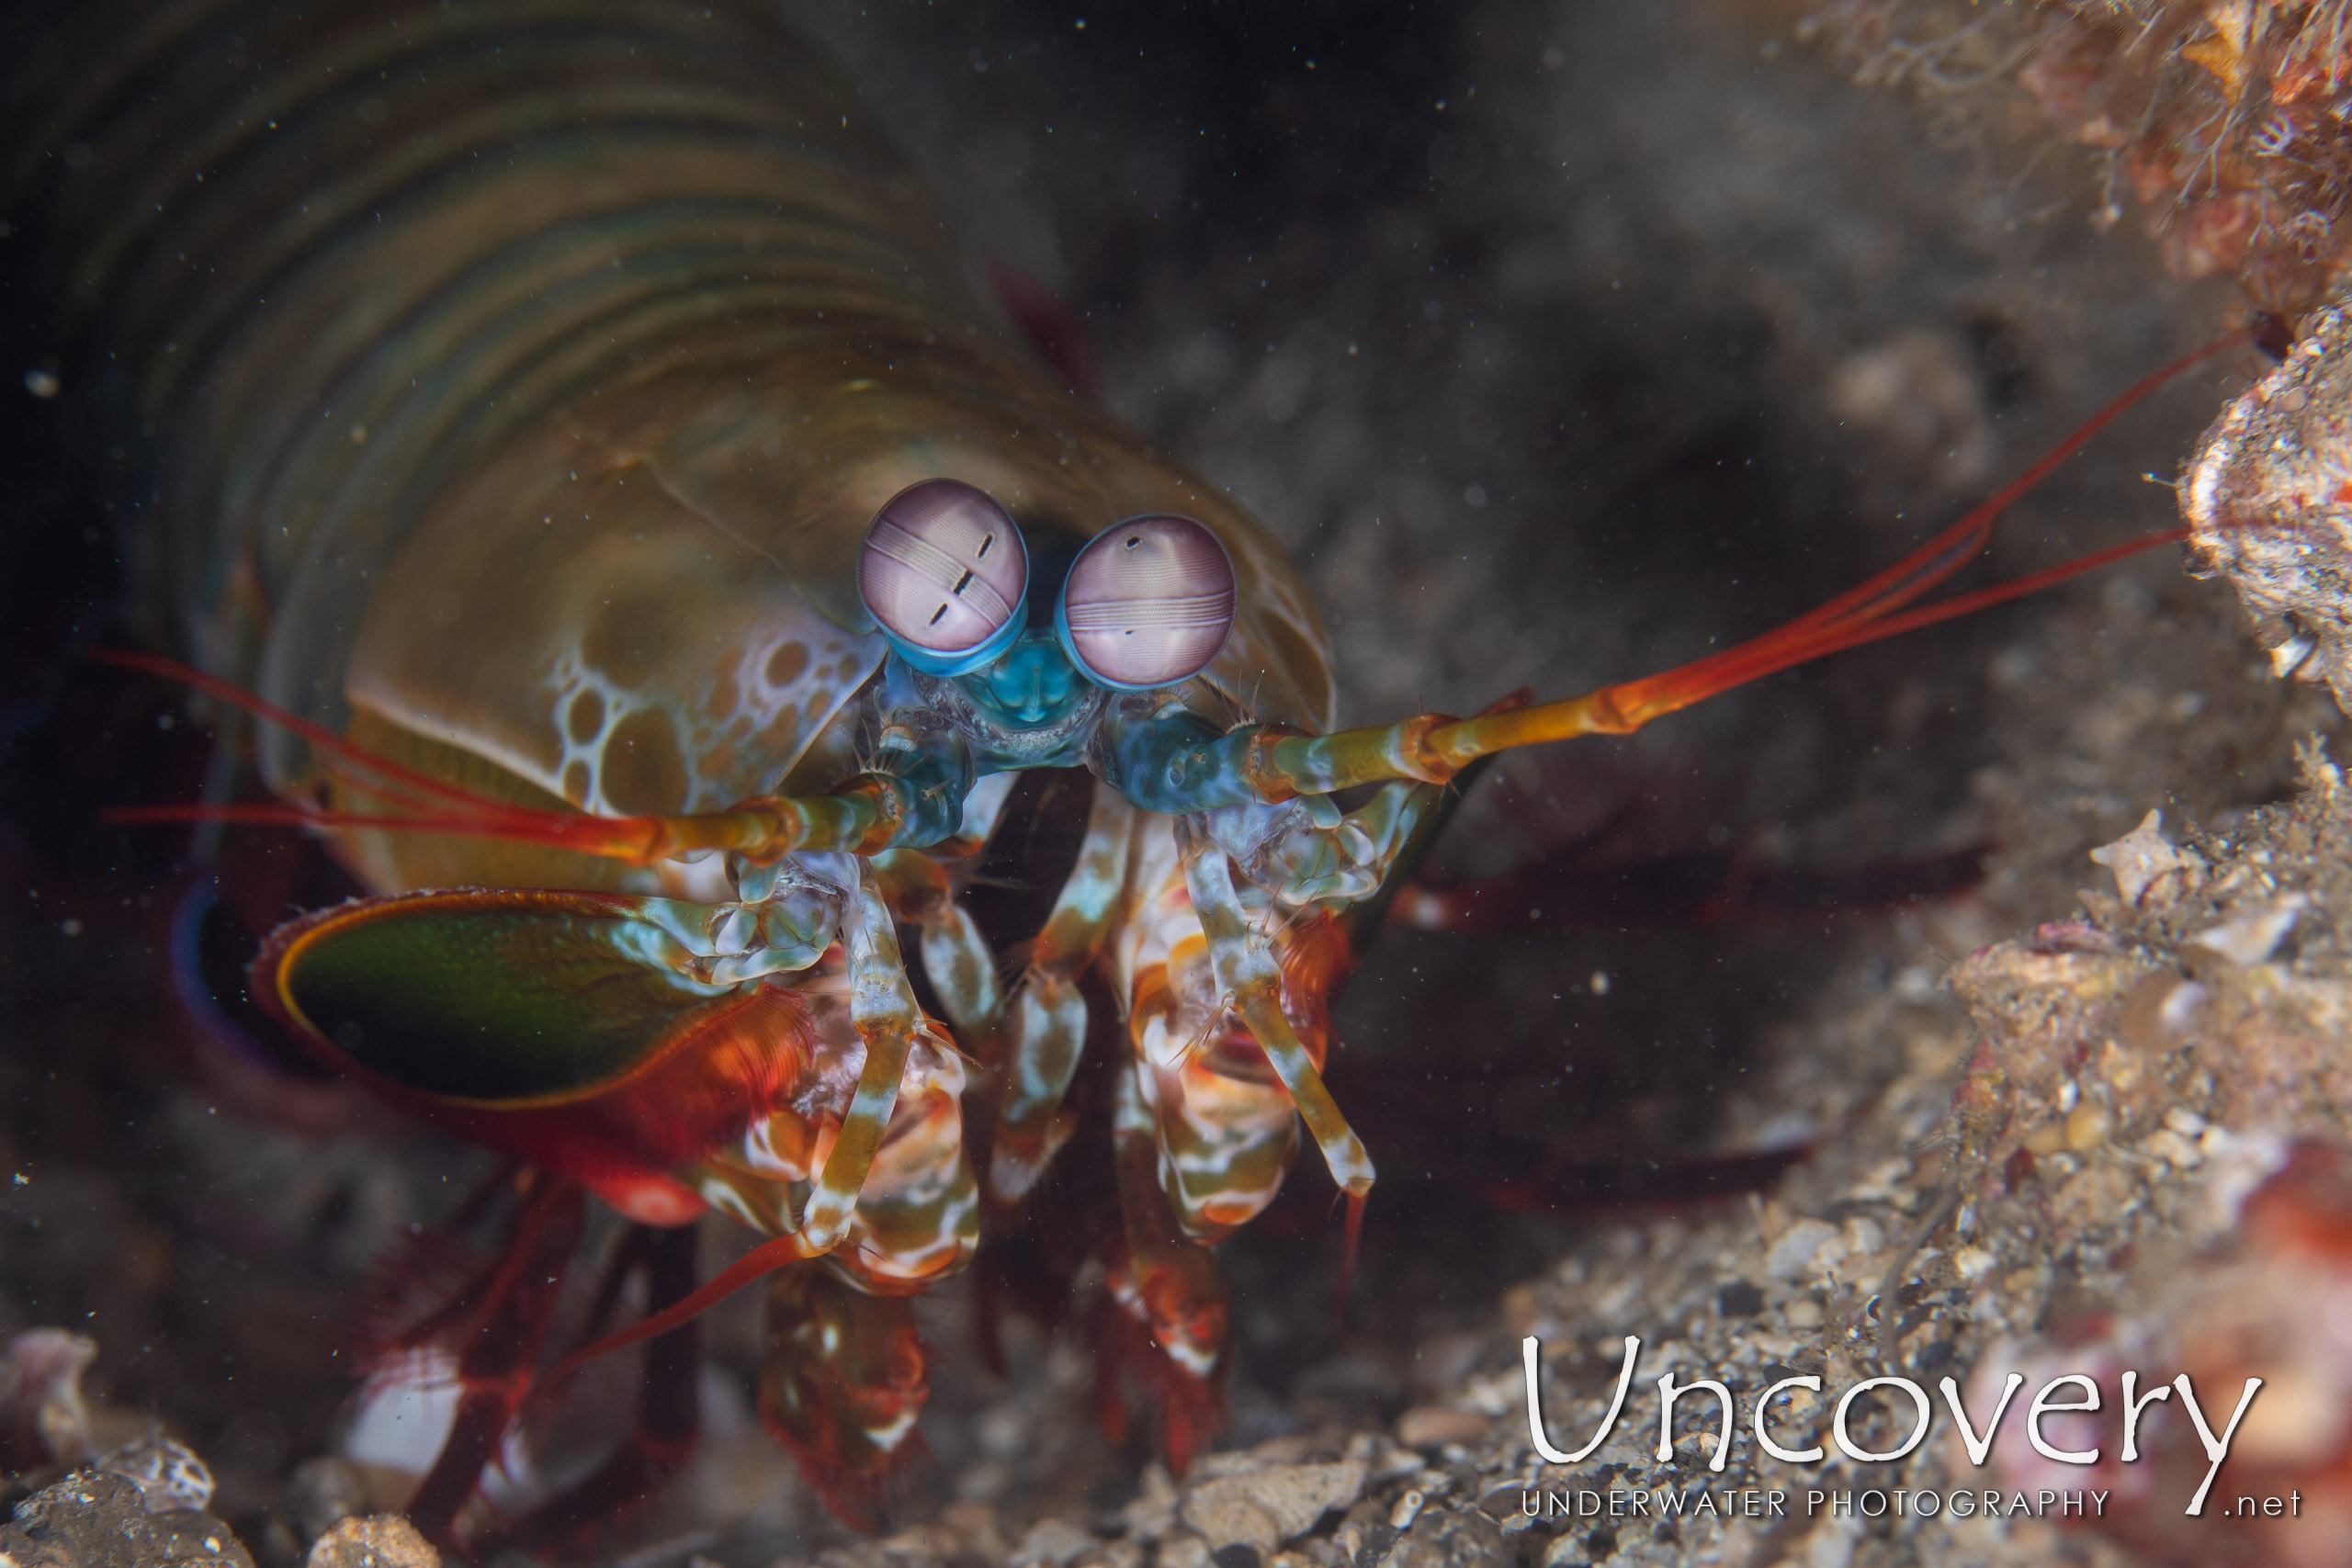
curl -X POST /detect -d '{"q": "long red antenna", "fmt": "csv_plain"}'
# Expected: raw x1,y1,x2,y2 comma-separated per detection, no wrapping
1464,330,2253,747
1246,327,2255,797
91,649,545,822
92,649,692,863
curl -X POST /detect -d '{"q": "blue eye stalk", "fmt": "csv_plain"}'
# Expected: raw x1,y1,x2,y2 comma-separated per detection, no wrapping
856,482,1239,723
958,628,1095,728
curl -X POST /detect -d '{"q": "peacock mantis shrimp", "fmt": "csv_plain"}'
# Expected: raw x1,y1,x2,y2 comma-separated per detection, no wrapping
3,0,2247,1551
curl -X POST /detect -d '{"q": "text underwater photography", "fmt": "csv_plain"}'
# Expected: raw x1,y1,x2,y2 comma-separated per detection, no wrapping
1517,1333,2312,1528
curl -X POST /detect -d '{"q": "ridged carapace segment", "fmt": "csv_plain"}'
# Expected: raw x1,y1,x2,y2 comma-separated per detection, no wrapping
4,0,1339,851
758,1270,928,1532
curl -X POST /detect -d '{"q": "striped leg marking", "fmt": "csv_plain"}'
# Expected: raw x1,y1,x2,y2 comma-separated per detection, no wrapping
1110,1062,1231,1382
1176,821,1374,1197
801,857,922,1251
1244,781,1431,908
1116,817,1301,1240
989,783,1138,1201
872,847,1005,1051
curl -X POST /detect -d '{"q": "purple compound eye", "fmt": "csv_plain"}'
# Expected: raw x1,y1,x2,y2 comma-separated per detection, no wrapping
1056,514,1237,691
857,479,1029,675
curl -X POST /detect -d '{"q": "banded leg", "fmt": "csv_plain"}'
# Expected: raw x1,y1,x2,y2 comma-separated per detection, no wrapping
1093,1061,1230,1472
492,857,922,1393
821,1029,981,1294
895,771,1019,1050
1117,818,1302,1240
1176,821,1374,1197
1110,1066,1233,1384
758,1269,928,1531
688,1018,978,1293
989,784,1137,1201
871,847,1004,1051
918,899,1004,1045
1142,1015,1306,1242
556,927,966,1392
1221,781,1432,908
799,856,926,1251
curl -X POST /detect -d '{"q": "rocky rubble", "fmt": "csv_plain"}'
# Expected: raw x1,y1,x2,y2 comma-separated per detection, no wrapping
2187,308,2352,722
0,1471,252,1568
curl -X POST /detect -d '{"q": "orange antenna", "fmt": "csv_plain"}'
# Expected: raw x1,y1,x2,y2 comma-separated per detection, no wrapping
1246,327,2256,798
1436,328,2254,756
92,649,812,865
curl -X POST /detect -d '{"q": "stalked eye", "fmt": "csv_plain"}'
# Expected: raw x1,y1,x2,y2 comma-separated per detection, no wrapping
1056,514,1237,691
857,479,1029,675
